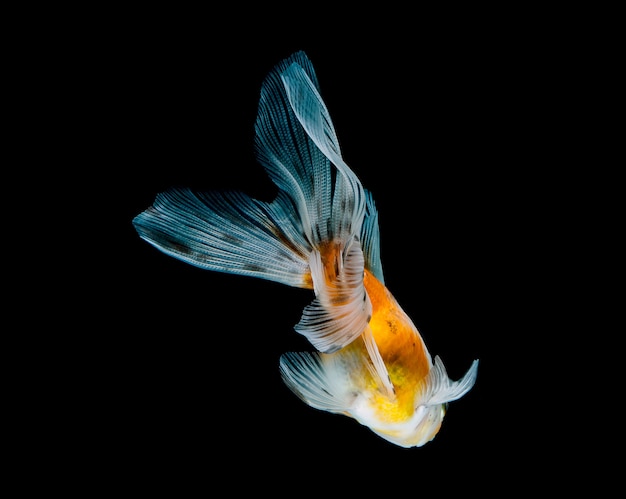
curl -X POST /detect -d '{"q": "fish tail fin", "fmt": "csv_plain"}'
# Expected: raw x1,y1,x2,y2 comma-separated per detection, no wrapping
133,188,313,288
255,50,368,253
134,51,383,353
255,51,381,353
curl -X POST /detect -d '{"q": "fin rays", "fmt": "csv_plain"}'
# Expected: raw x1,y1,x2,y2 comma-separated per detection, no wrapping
133,50,478,447
133,188,312,288
421,356,480,407
279,351,350,414
294,240,371,353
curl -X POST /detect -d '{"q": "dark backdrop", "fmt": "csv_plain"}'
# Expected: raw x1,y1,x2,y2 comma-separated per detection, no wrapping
64,13,565,494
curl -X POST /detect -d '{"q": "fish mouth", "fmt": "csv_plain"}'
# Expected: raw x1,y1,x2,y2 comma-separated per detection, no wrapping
368,404,447,448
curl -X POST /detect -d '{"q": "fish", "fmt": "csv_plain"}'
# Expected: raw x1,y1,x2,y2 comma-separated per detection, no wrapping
133,50,479,448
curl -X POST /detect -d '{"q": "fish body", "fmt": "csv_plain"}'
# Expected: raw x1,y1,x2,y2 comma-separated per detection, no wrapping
133,51,478,447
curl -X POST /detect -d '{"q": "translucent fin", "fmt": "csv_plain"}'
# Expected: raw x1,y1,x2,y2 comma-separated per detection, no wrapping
132,188,312,288
254,50,367,255
360,189,384,284
280,58,367,245
255,51,333,247
294,239,372,353
362,325,395,398
421,356,479,407
279,351,351,414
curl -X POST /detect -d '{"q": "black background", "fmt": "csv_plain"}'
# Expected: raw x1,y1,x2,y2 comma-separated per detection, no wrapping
113,43,508,481
41,8,595,494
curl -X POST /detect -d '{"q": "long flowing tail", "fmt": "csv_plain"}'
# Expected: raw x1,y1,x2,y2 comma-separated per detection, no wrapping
133,51,384,353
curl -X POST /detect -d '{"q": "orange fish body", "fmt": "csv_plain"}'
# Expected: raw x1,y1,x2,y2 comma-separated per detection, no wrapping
134,51,478,447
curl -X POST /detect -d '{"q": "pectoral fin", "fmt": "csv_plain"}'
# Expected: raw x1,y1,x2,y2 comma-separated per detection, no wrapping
421,356,479,406
279,351,351,414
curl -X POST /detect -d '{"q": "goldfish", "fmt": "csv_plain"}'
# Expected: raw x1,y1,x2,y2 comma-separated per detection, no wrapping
133,50,478,447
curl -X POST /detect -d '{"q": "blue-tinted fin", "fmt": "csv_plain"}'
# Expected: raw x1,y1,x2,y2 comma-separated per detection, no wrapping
360,189,384,284
254,52,374,352
133,188,312,288
255,51,334,247
280,56,367,245
135,51,378,354
255,50,366,249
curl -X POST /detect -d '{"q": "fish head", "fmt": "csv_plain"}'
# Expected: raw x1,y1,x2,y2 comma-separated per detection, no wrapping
351,354,479,448
355,400,448,448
